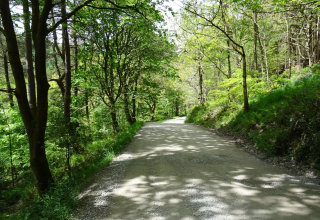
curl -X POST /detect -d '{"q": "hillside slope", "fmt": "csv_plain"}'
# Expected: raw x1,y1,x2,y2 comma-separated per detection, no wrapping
186,69,320,170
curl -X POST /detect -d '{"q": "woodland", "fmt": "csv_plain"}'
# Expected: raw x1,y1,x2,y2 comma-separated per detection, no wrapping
0,0,320,219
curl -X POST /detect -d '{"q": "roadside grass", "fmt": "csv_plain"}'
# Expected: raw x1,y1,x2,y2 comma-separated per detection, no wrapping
3,121,144,220
186,67,320,170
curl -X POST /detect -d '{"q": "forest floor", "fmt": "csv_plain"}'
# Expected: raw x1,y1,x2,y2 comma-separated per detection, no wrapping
73,117,320,220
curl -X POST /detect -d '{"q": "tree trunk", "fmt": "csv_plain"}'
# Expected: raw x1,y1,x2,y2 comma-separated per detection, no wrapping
23,0,36,115
253,11,259,71
73,29,79,96
198,62,205,106
1,0,54,193
150,103,156,121
61,0,72,175
110,102,119,133
314,16,320,63
308,19,313,67
227,45,232,78
0,31,14,106
73,0,79,97
175,99,179,116
85,90,90,121
51,10,65,96
62,0,72,123
29,133,53,192
32,19,54,193
286,16,292,78
257,33,269,83
3,51,14,107
123,84,134,125
242,50,250,112
131,78,137,123
221,3,232,78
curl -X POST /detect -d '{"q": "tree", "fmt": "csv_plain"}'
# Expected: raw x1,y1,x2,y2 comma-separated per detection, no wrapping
0,0,146,193
184,0,250,111
0,34,14,107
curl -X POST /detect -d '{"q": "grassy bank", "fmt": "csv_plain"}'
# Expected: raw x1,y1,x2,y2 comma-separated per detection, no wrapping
1,121,144,220
186,67,320,170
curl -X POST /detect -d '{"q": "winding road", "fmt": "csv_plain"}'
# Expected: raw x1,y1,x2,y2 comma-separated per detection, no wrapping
73,117,320,220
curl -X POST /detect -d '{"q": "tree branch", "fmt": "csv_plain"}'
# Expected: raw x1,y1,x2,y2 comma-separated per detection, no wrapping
0,88,15,94
104,0,151,22
184,4,244,55
47,0,95,33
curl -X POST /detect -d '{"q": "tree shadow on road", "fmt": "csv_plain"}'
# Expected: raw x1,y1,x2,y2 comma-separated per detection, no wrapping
73,122,320,220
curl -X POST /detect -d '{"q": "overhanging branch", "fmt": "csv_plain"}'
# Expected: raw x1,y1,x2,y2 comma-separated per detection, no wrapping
183,4,244,55
0,88,16,94
47,0,95,33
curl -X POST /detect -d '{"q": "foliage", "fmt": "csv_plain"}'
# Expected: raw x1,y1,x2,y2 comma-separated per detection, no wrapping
0,0,181,215
1,0,320,216
185,105,206,124
187,65,320,168
0,105,28,186
5,121,144,220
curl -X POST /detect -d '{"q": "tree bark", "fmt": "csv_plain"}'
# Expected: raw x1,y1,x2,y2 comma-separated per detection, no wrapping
123,84,134,125
0,31,14,106
227,45,232,78
23,0,36,115
198,61,205,106
175,99,179,116
307,18,313,67
286,16,292,78
253,11,259,71
242,50,250,111
51,9,65,96
73,28,79,96
221,2,232,78
73,0,79,96
314,16,320,63
131,77,138,123
61,0,72,123
110,102,119,133
61,0,73,175
3,50,14,107
149,103,156,121
31,5,54,193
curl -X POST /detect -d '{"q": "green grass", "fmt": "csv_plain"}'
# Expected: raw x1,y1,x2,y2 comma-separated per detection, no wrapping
187,68,320,169
2,121,144,220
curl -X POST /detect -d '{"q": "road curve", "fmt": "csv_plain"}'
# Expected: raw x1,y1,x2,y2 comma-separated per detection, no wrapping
73,117,320,220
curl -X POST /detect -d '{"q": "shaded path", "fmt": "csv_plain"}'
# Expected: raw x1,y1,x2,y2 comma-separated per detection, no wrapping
73,117,320,220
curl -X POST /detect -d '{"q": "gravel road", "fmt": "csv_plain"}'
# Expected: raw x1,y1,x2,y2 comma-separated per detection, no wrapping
73,117,320,220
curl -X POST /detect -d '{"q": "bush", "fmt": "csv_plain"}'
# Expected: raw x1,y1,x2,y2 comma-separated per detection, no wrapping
185,105,206,123
6,121,144,220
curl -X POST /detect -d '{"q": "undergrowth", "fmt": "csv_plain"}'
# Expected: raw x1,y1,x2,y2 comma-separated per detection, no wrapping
186,65,320,169
1,121,143,220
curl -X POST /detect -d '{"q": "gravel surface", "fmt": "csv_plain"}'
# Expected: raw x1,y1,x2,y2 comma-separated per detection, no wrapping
73,117,320,220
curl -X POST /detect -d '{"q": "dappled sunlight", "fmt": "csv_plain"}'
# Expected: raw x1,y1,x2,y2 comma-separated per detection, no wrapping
233,175,248,180
257,174,290,182
230,182,260,196
162,117,186,124
74,119,320,220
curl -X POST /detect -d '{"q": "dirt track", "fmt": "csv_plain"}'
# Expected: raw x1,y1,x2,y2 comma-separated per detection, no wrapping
73,117,320,220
